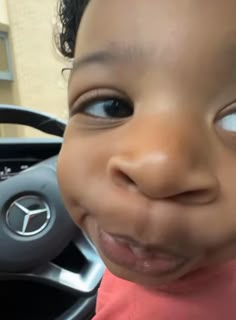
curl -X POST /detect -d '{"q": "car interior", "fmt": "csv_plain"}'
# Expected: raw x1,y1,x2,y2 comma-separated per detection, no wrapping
0,104,105,320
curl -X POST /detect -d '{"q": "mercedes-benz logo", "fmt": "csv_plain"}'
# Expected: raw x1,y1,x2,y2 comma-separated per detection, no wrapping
6,195,51,236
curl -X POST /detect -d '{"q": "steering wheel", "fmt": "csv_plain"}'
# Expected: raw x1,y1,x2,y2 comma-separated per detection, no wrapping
0,105,105,320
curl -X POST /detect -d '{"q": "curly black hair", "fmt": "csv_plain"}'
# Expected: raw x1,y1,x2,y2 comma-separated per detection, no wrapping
56,0,90,58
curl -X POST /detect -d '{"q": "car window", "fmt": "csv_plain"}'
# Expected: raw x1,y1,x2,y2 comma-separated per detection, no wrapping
0,0,69,137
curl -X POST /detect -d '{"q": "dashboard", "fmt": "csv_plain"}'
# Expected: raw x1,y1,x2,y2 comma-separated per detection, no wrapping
0,137,62,181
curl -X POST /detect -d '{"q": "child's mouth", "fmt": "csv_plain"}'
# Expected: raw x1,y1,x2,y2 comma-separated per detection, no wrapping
97,229,189,277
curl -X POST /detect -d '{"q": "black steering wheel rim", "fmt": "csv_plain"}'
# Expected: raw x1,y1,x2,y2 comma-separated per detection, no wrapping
0,104,66,137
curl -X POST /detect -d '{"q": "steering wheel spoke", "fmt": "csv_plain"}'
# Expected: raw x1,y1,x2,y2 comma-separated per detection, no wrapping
27,232,104,294
0,233,104,294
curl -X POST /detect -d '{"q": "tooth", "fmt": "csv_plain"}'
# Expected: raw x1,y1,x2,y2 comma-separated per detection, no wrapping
129,245,148,258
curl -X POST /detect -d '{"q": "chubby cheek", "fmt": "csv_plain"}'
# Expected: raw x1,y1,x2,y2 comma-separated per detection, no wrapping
217,167,236,250
203,162,236,263
57,126,111,228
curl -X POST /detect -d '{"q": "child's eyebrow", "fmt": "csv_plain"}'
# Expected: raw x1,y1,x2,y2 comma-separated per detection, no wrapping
71,44,151,76
70,39,236,84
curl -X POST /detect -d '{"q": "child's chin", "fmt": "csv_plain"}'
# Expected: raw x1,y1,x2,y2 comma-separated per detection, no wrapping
126,264,230,294
106,256,208,292
108,261,196,288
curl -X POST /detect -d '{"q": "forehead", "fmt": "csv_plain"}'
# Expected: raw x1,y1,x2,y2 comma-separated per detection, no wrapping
71,0,236,97
76,0,236,56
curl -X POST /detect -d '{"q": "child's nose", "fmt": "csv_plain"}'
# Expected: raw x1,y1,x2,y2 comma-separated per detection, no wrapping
107,115,218,204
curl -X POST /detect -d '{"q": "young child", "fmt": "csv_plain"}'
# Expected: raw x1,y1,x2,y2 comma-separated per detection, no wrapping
56,0,236,318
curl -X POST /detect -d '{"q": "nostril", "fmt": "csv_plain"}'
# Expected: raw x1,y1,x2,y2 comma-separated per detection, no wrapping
112,169,136,189
173,189,217,205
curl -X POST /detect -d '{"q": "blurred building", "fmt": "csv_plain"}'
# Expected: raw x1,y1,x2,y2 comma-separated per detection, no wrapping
0,0,69,137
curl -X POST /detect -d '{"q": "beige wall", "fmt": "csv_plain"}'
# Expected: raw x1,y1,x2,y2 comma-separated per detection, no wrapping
1,0,69,137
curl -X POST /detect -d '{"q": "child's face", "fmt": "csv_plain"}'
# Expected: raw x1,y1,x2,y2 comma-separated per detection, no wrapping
57,0,236,287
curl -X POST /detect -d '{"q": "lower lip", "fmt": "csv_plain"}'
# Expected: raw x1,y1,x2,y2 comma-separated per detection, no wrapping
97,229,187,276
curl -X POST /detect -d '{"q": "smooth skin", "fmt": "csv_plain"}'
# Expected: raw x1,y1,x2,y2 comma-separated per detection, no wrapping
57,0,236,288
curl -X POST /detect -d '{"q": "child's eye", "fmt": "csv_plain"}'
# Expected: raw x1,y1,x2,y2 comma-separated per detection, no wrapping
78,98,134,119
218,113,236,132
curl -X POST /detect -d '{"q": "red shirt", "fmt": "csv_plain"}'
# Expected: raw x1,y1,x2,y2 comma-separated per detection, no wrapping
93,261,236,319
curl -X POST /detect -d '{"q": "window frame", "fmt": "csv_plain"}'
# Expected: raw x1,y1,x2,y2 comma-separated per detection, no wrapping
0,31,13,81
